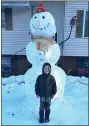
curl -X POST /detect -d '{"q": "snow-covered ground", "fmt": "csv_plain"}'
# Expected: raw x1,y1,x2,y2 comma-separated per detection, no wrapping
2,75,88,125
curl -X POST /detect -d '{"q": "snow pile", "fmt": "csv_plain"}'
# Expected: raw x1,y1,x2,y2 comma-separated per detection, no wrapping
2,75,24,85
2,75,88,125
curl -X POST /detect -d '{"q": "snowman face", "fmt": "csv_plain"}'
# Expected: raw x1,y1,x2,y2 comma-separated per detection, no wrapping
30,12,56,38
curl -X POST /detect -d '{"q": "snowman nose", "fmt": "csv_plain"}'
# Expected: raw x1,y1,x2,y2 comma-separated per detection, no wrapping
37,20,40,25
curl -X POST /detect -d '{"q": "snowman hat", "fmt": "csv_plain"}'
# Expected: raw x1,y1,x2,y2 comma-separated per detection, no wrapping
36,2,46,13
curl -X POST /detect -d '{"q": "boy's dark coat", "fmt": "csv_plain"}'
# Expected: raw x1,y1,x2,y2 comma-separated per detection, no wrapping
35,63,57,98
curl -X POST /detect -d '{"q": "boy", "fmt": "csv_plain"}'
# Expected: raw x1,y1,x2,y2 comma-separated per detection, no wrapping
35,62,57,123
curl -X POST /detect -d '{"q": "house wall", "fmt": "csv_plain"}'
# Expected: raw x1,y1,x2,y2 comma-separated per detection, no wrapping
63,1,88,56
2,7,31,55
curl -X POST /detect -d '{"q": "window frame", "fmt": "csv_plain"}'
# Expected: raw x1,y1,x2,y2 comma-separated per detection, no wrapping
83,10,88,38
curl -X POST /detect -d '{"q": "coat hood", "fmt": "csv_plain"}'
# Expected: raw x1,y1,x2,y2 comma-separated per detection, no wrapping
42,62,51,74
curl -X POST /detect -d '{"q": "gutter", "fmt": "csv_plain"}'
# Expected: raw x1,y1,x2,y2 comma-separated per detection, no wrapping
1,1,30,8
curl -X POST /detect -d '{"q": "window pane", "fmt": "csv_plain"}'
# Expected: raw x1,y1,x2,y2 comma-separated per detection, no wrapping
84,11,88,37
76,10,84,38
1,8,5,28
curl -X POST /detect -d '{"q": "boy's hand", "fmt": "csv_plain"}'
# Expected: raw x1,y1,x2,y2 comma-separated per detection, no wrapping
36,95,40,98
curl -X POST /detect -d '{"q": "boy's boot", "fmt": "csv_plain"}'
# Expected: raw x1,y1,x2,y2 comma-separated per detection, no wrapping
45,108,50,122
39,109,44,123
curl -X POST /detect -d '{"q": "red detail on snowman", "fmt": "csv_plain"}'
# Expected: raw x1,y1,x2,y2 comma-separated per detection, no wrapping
36,2,46,13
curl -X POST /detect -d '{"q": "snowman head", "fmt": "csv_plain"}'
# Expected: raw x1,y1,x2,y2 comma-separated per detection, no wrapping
30,2,56,38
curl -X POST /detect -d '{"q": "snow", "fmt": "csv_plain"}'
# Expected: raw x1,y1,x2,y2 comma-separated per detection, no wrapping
2,75,88,125
45,44,60,64
26,41,45,66
2,75,24,85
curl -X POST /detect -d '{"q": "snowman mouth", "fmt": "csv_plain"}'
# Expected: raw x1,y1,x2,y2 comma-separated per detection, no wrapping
32,23,51,31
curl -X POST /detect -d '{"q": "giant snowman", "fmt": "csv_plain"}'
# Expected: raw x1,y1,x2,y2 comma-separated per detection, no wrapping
24,2,66,103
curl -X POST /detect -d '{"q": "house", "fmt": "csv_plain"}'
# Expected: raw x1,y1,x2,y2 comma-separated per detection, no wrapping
1,1,88,77
59,1,88,76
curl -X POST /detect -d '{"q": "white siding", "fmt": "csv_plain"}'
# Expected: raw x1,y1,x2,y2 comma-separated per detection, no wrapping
64,1,88,56
2,7,31,55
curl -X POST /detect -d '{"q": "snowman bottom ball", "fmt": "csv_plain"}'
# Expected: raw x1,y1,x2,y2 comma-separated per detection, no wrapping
24,66,42,105
24,65,66,104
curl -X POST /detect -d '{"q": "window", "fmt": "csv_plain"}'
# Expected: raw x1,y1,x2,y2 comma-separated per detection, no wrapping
1,8,13,30
83,11,88,37
76,10,88,38
5,8,13,30
1,8,5,28
1,57,11,77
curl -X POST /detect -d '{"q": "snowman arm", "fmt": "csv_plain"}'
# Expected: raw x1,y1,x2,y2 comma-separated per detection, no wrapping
35,76,40,96
52,77,57,96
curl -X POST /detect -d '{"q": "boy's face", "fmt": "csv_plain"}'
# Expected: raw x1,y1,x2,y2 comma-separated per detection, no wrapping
44,65,51,74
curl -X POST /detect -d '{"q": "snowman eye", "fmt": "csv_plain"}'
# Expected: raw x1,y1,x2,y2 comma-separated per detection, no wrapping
34,16,37,19
42,16,45,19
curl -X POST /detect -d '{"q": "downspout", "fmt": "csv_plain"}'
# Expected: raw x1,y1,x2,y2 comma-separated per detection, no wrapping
62,1,65,56
29,3,33,39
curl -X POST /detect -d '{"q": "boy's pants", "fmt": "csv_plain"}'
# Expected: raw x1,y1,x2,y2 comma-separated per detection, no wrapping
39,97,51,121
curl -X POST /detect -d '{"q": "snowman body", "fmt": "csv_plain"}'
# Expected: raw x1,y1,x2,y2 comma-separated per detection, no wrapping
24,4,66,103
